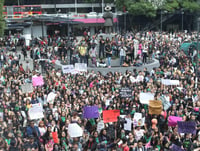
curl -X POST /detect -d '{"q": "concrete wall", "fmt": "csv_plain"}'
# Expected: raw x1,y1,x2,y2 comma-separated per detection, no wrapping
23,25,47,38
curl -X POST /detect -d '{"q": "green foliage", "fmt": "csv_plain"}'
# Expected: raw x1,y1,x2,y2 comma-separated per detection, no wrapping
163,0,179,12
0,0,5,37
182,0,200,12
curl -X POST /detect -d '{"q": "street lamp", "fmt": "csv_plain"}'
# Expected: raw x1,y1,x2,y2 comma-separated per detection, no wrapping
196,17,200,88
181,10,184,32
30,7,33,39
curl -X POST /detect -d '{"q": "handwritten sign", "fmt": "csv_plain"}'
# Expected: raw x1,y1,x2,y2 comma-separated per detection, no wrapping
62,65,75,74
139,93,154,104
68,123,83,137
83,106,99,119
119,87,132,98
75,63,87,72
168,116,182,127
28,103,44,120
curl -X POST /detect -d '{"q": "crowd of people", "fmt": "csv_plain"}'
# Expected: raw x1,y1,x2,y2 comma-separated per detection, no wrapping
0,30,199,151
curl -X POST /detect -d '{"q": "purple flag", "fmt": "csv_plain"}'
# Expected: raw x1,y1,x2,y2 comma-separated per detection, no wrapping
178,121,196,134
83,106,99,119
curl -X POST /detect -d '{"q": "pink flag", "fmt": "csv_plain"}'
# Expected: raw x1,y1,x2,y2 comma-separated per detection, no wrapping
32,76,44,86
168,116,182,127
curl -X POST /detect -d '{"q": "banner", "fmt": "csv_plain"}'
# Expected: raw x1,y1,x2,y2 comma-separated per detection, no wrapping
21,83,33,93
28,103,44,120
103,110,120,123
160,95,171,111
119,87,132,98
97,120,105,133
168,116,182,127
32,76,44,86
161,79,180,85
68,123,83,137
62,65,75,74
149,100,162,115
83,106,99,119
139,93,154,104
75,63,87,72
178,121,196,134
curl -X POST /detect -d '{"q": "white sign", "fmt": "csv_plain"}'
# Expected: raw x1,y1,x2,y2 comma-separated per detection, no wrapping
133,112,145,126
28,103,44,120
139,93,154,104
161,79,180,85
21,83,33,94
68,123,83,138
47,92,57,104
62,65,75,74
124,118,132,131
75,63,87,72
160,95,171,111
97,120,105,133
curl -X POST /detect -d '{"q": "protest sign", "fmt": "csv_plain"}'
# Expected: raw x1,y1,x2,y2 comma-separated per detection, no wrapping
47,92,57,104
62,65,75,74
75,63,87,72
161,79,180,85
103,110,120,123
28,103,44,120
124,118,133,131
119,87,132,98
133,113,145,126
97,120,105,133
139,93,154,104
168,116,182,127
32,76,44,86
83,106,99,119
178,121,196,134
21,83,33,93
52,132,59,143
160,95,171,111
68,123,83,137
149,100,162,115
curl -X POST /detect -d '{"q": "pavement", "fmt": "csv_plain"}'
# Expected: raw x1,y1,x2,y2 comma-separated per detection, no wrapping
15,46,160,75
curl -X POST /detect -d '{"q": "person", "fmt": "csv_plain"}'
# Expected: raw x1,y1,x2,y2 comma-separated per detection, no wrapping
133,140,146,151
105,39,112,68
119,44,127,66
99,36,105,58
142,43,148,64
83,135,97,151
26,121,41,139
78,43,87,64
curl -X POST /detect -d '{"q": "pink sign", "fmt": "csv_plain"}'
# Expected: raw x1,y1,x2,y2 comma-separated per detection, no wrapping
32,76,44,86
168,116,182,127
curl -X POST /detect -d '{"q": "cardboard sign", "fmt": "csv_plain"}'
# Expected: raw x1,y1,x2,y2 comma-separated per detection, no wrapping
62,65,75,74
68,123,83,138
149,100,162,115
168,116,182,127
28,103,44,120
83,106,99,119
103,110,120,123
139,93,154,104
178,121,196,134
75,63,87,72
21,83,33,93
32,76,44,86
119,87,132,98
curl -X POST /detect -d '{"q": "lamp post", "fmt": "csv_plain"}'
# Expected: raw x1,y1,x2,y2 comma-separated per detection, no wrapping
160,10,162,32
30,7,33,39
196,17,200,88
181,11,184,32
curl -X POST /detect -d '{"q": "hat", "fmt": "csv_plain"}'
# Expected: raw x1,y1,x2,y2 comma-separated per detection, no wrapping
105,5,111,11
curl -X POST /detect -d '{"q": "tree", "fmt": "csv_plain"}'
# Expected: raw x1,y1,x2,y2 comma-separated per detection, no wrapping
115,0,156,17
0,0,5,37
